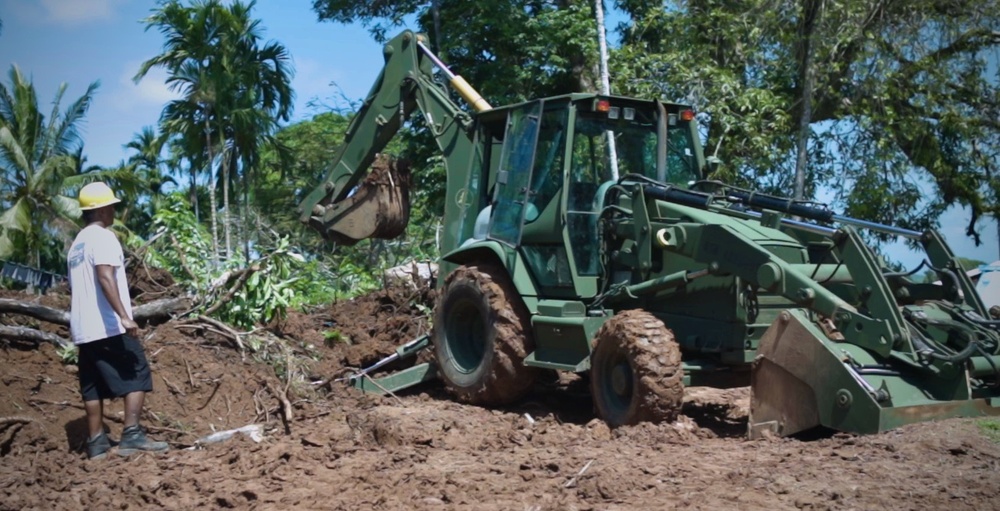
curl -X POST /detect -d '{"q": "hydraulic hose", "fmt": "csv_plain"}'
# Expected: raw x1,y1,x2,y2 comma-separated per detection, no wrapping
924,261,962,299
882,260,927,279
961,310,1000,328
908,315,984,363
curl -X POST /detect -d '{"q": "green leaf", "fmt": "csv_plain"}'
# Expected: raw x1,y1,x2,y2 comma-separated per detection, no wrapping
0,197,31,232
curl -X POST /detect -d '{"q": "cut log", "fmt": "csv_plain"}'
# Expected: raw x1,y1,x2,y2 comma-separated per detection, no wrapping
0,325,70,348
0,298,69,325
134,296,192,322
0,296,190,327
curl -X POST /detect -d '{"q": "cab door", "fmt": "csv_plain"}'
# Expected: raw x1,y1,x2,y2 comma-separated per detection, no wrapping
489,101,542,247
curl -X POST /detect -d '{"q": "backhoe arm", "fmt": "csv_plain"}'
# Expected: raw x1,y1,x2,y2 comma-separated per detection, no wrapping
298,30,491,246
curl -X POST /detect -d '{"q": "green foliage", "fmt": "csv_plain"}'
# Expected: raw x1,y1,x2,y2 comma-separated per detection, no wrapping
147,193,306,327
0,65,99,271
255,112,353,254
313,0,600,103
978,419,1000,444
614,1,1000,244
147,193,213,288
137,0,294,262
322,329,350,347
256,111,438,304
212,236,303,329
56,343,78,365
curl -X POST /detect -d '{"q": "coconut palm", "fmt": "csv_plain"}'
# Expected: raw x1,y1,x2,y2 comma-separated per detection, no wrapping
0,65,98,270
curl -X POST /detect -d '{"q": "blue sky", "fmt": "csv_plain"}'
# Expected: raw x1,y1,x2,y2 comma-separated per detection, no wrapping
0,0,384,166
0,0,996,268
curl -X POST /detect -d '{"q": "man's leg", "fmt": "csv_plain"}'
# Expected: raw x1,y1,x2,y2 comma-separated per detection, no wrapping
83,398,111,459
84,399,104,438
118,390,167,454
123,391,144,428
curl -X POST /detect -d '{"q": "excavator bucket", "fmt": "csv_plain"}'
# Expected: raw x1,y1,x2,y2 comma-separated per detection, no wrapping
309,155,412,246
749,309,1000,438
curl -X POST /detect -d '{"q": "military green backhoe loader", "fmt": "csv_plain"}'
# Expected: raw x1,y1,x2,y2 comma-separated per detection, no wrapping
299,31,1000,437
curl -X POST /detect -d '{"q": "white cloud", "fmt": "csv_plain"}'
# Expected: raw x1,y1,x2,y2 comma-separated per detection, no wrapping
118,60,181,106
38,0,126,25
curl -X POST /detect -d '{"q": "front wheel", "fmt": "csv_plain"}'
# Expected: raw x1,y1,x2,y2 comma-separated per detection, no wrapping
432,264,537,405
590,310,683,426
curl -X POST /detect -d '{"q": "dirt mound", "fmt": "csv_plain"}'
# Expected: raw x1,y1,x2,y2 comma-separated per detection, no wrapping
278,283,435,378
2,284,1000,510
126,260,181,304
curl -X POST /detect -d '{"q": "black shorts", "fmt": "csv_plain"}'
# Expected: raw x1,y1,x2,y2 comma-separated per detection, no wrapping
78,335,154,401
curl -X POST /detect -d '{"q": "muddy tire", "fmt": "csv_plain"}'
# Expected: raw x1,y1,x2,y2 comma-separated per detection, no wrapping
590,310,683,427
433,264,537,405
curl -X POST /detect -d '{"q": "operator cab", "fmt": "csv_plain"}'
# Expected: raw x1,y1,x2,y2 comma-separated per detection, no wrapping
472,94,705,299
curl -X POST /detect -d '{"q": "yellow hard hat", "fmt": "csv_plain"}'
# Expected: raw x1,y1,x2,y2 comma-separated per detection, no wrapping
78,182,122,210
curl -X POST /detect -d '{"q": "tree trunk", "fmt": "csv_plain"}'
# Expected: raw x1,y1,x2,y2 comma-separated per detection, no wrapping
191,166,200,222
431,0,442,53
594,0,619,180
794,0,822,200
242,155,251,262
205,115,220,266
222,137,232,260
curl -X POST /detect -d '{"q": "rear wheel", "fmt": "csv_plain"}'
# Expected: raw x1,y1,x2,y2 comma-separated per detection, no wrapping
433,264,537,405
590,310,683,426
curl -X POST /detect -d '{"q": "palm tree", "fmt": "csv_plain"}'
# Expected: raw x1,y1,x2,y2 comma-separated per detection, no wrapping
123,126,176,232
0,65,99,270
136,0,223,262
136,0,293,263
215,1,293,259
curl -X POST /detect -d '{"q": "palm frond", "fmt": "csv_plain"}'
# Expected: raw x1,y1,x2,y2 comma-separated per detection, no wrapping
49,194,82,222
52,80,100,156
0,125,31,181
0,196,31,232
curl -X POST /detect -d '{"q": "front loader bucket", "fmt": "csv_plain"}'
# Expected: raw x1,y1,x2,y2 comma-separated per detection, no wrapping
749,309,1000,438
310,156,411,246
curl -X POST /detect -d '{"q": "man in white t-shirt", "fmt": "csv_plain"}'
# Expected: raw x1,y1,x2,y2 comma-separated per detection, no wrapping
68,182,168,459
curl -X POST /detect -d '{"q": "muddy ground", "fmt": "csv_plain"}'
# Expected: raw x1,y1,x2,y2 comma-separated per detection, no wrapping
2,284,999,510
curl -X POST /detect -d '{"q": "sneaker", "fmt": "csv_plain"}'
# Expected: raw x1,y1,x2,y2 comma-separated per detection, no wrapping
117,425,169,456
86,432,111,460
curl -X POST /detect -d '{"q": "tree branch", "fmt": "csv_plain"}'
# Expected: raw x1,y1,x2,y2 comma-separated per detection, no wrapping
202,264,259,317
0,325,70,348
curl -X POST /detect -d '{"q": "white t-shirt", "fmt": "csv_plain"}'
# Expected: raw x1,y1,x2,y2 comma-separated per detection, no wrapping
67,224,133,345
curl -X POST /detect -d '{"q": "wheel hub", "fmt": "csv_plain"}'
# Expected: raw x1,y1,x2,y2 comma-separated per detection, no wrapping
610,362,632,397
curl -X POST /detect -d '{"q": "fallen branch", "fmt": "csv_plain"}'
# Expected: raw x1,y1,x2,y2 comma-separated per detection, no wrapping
0,416,38,428
265,380,293,435
197,379,222,411
169,233,199,284
363,373,405,405
189,315,246,354
133,296,192,323
126,227,167,268
0,325,70,348
202,265,259,317
0,298,69,325
160,375,186,397
0,296,190,327
184,359,197,389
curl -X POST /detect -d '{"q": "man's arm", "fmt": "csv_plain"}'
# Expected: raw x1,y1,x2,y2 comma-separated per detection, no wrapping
95,264,138,337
